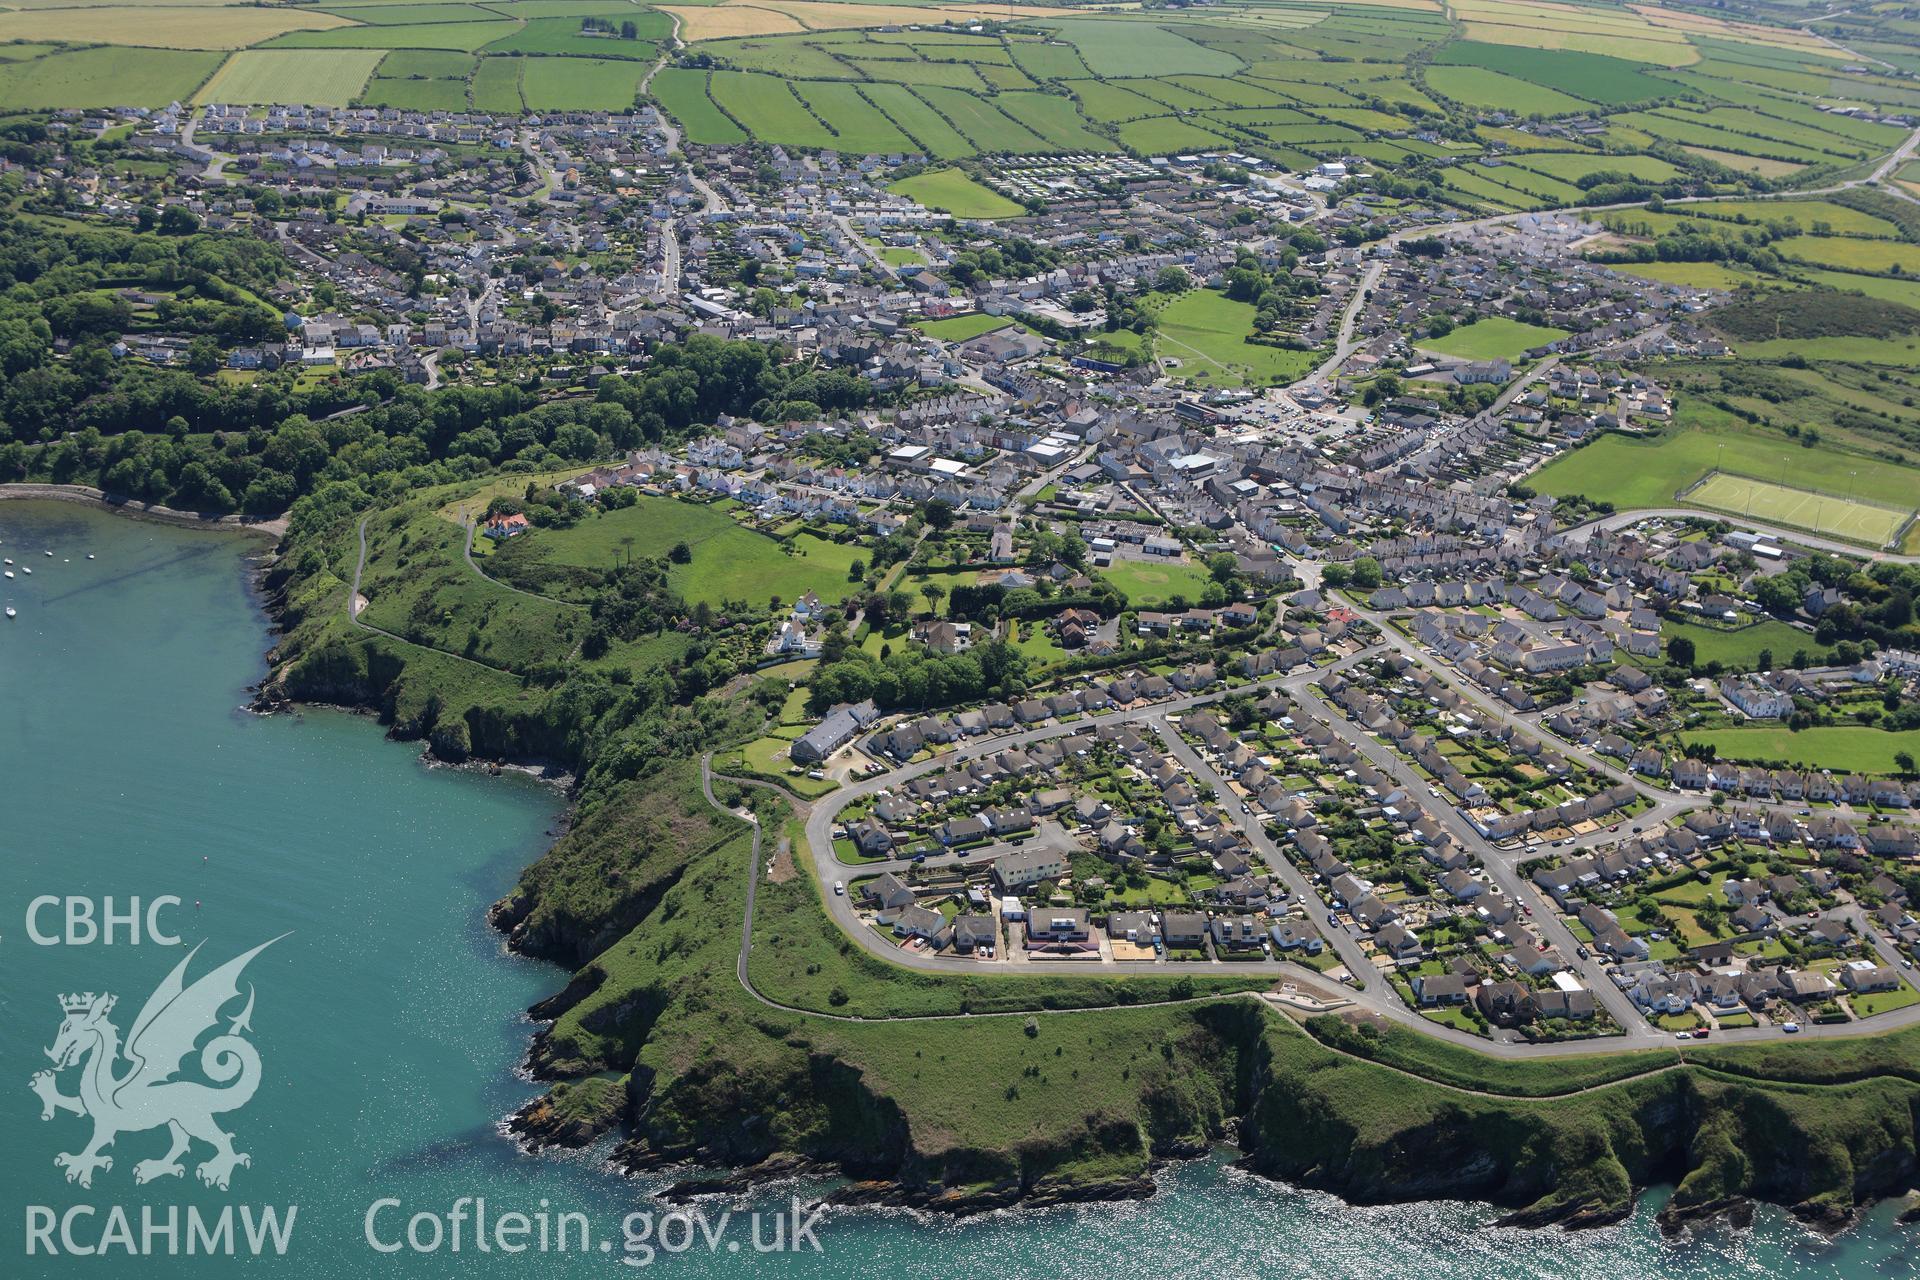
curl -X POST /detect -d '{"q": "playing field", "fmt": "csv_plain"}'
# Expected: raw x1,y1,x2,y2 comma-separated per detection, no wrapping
888,168,1023,220
1420,316,1568,362
1099,558,1214,608
1532,418,1920,514
1684,472,1911,546
1152,289,1319,388
914,313,1013,341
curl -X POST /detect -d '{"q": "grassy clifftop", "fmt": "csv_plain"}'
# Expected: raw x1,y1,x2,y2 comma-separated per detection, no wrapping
260,487,1920,1227
501,769,1920,1224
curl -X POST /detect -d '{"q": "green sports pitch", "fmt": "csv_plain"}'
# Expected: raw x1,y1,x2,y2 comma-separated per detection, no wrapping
1685,472,1912,547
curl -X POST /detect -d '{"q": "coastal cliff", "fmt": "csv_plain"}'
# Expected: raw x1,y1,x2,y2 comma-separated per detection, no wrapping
493,768,1920,1228
252,503,1920,1232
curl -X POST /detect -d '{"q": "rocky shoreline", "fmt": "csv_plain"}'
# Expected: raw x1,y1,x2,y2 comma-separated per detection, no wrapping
234,504,1920,1242
0,483,286,537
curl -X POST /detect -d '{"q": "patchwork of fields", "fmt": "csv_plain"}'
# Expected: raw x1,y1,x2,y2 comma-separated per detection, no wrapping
2,0,1905,189
0,0,667,109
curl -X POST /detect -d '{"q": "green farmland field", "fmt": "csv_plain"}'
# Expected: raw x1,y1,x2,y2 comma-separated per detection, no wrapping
320,4,504,25
914,84,1048,153
373,49,475,79
1426,65,1593,116
484,16,663,58
498,498,866,612
267,20,520,51
996,91,1116,152
1039,17,1240,78
857,82,972,159
1510,151,1681,182
468,53,523,111
1117,116,1231,155
649,67,744,144
710,71,836,148
0,45,220,108
797,80,914,155
196,49,384,106
1433,40,1675,105
517,56,642,111
1661,618,1818,670
360,72,469,109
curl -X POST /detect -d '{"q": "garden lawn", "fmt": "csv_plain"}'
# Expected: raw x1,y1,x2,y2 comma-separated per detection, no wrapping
1853,984,1920,1017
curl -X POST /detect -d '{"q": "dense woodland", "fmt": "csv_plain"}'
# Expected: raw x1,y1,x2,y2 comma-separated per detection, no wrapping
0,211,875,518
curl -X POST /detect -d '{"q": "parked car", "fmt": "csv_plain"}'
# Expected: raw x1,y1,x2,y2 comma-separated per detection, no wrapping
1782,1022,1801,1034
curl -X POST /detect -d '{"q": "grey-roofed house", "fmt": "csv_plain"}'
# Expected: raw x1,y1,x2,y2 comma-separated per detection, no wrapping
792,698,879,764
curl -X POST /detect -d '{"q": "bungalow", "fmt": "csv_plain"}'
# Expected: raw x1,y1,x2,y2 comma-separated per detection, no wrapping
892,904,947,942
939,815,989,846
1842,961,1902,994
1375,922,1423,961
1413,973,1471,1006
1162,912,1208,948
1109,911,1156,945
951,915,998,954
863,872,917,916
1269,921,1322,954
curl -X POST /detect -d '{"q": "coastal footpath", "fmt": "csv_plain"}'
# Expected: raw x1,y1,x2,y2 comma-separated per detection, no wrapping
38,470,1920,1236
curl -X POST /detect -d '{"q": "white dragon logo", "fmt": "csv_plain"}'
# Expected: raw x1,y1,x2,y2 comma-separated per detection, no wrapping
29,937,283,1191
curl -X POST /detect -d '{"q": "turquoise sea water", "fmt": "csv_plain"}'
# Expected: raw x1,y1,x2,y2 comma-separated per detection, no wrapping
0,499,1914,1278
